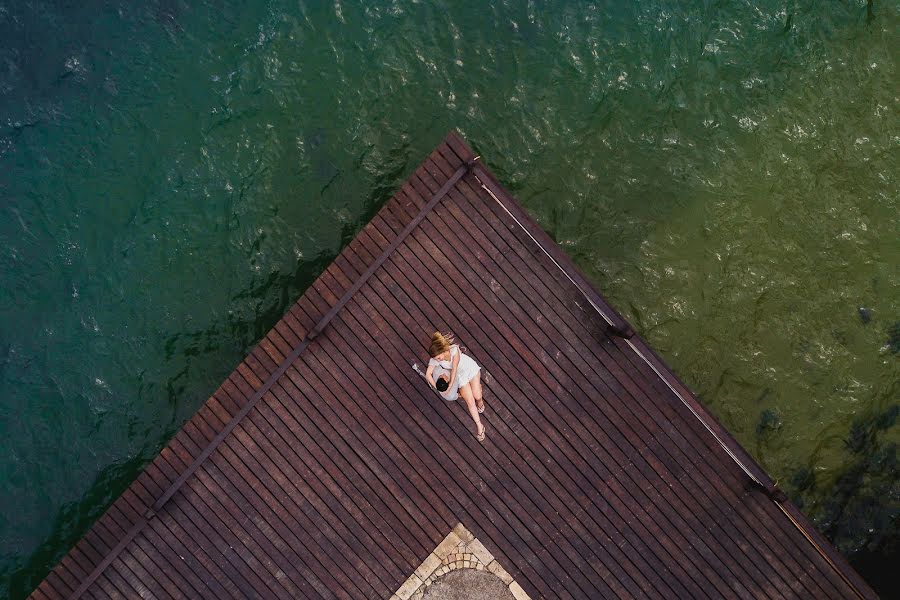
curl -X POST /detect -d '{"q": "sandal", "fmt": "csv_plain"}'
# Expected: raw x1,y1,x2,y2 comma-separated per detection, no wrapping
476,423,486,442
476,399,485,413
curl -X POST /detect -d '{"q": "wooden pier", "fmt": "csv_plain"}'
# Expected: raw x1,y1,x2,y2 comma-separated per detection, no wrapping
31,133,875,599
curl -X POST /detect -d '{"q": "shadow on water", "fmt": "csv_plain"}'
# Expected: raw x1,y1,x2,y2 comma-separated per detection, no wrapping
5,453,144,599
783,399,899,597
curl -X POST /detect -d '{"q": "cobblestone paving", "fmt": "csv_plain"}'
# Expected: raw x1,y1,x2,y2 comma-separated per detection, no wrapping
391,524,530,600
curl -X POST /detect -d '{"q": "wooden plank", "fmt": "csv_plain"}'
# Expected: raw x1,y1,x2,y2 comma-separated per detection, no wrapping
205,398,391,599
91,515,162,599
228,367,434,564
246,328,426,574
137,462,244,598
65,540,121,600
54,553,99,600
142,483,250,598
104,496,184,599
121,484,220,599
171,429,318,598
189,391,341,600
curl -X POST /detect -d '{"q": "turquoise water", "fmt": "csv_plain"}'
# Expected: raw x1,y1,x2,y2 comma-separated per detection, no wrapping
0,1,896,598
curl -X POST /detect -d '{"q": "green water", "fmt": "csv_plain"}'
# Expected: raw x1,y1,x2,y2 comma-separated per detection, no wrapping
1,1,897,598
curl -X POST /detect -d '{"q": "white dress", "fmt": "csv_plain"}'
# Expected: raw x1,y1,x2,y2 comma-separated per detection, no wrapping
429,345,481,397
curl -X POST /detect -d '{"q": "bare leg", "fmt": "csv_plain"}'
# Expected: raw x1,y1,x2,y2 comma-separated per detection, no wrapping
470,371,484,411
458,383,485,440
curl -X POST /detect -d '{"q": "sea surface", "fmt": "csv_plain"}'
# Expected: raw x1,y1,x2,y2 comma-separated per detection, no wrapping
0,1,897,598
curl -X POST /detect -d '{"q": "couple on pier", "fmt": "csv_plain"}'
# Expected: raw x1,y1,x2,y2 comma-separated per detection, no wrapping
424,331,487,442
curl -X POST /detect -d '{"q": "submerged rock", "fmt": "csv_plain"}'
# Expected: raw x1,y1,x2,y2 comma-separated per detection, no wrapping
790,466,815,493
858,307,872,324
875,404,898,430
845,418,875,454
756,408,782,436
886,322,900,354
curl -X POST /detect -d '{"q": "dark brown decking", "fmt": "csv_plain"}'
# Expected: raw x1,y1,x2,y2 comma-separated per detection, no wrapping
30,133,875,600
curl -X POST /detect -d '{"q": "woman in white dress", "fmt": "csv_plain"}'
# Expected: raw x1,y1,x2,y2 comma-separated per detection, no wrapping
425,331,486,441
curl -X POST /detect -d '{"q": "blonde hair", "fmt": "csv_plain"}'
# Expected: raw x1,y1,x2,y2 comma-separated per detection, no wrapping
428,331,455,357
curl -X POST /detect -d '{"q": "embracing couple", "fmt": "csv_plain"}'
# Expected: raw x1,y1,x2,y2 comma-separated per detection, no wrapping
424,331,487,442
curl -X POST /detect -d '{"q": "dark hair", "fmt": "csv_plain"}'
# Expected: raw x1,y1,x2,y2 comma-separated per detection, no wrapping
436,376,449,392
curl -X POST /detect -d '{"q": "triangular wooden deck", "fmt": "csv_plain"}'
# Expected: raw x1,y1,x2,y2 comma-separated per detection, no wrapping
31,133,875,599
